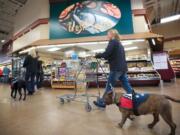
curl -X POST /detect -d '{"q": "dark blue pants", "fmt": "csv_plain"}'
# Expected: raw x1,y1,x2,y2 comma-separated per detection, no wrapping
105,71,133,94
25,72,35,93
3,75,9,83
36,73,43,89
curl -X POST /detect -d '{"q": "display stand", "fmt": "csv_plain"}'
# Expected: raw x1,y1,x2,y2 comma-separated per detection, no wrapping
51,60,79,89
88,59,161,87
170,59,180,78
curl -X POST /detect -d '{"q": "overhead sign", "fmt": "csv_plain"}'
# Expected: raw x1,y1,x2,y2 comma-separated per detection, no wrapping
50,0,133,39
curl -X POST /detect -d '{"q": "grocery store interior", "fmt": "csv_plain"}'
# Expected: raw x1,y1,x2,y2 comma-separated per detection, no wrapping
0,0,180,135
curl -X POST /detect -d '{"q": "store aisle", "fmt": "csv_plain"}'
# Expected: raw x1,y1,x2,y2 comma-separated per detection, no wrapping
0,80,180,135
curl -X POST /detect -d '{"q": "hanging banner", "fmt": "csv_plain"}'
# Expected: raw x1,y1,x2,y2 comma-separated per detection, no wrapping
50,0,134,39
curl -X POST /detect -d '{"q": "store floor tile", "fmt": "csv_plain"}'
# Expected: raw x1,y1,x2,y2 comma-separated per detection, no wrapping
0,79,180,135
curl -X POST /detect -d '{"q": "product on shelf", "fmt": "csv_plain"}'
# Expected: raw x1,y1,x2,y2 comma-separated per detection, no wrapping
170,59,180,77
51,60,80,89
88,59,161,87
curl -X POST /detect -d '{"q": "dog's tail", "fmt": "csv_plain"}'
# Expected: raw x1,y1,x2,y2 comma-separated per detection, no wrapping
164,95,180,103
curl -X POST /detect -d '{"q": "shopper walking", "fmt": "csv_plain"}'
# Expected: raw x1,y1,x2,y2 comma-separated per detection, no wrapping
36,60,44,89
3,66,10,83
23,49,38,95
0,68,3,82
94,29,133,108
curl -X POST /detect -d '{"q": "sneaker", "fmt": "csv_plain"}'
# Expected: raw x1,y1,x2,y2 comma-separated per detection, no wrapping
93,99,106,108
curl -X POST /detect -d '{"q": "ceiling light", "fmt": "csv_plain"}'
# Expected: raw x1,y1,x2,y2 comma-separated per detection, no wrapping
92,49,105,53
78,51,87,57
65,50,74,55
161,14,180,23
121,41,133,45
125,47,138,51
125,39,145,42
47,47,60,52
121,39,145,45
152,39,156,46
19,47,36,54
77,42,98,45
98,41,108,44
1,40,5,43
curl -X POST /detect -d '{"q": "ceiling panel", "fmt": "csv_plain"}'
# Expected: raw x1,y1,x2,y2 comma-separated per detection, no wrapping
143,0,180,24
0,0,27,47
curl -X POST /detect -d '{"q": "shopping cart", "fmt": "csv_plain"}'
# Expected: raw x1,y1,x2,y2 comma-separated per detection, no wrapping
57,57,108,112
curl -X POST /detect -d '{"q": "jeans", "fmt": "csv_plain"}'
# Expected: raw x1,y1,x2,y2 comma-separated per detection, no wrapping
104,71,133,95
36,73,43,89
25,72,35,93
3,75,9,83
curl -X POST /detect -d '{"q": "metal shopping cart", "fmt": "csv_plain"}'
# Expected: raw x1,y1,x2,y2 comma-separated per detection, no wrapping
57,57,108,112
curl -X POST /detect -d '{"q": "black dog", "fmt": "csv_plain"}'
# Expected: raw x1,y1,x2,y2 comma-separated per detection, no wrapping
11,79,27,101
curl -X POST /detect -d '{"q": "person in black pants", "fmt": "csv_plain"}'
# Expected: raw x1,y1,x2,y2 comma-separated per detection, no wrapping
36,60,44,89
94,29,133,108
23,49,38,95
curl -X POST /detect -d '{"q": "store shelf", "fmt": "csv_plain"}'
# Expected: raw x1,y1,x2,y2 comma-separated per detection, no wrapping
128,70,157,74
170,59,180,78
51,80,76,89
127,59,151,63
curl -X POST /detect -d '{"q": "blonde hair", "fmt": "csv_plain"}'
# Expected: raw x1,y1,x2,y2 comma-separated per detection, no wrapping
29,48,37,58
108,29,120,40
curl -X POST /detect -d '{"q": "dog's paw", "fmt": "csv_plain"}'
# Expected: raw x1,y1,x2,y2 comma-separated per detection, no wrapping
148,124,154,129
23,98,26,101
118,123,123,128
128,116,135,121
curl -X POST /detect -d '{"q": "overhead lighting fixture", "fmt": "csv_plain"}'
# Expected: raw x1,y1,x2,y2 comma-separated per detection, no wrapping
161,14,180,23
121,39,145,45
152,39,156,46
65,50,74,56
132,39,145,42
125,47,138,51
1,40,5,43
78,51,87,57
77,42,98,45
99,41,108,44
92,49,105,53
121,41,133,45
124,39,145,42
19,47,36,54
47,47,60,52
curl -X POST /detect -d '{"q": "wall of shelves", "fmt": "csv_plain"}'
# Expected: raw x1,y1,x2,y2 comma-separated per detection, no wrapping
170,59,180,77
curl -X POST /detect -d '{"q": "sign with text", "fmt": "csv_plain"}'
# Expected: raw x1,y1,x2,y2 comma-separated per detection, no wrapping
50,0,133,39
153,53,168,70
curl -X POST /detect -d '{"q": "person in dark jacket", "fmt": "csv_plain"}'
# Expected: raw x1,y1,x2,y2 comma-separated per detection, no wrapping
36,60,44,89
94,29,133,108
23,49,38,95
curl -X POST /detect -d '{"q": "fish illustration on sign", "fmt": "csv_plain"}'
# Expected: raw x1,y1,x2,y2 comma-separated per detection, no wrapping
59,0,121,35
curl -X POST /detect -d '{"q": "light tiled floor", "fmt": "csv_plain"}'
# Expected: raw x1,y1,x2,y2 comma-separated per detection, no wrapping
0,79,180,135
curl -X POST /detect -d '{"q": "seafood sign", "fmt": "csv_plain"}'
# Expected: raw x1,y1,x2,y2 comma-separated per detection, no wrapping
59,1,121,34
50,0,133,39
